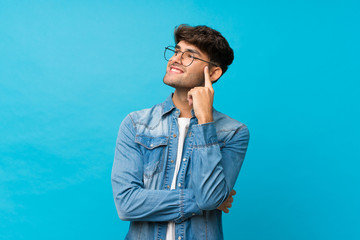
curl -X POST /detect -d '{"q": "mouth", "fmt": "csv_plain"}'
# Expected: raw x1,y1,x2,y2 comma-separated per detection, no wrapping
169,65,184,74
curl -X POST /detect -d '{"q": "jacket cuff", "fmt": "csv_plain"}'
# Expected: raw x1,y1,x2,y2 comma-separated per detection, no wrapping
177,189,202,223
192,121,218,147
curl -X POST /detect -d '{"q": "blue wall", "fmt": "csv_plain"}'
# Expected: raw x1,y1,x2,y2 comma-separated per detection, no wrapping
1,1,359,239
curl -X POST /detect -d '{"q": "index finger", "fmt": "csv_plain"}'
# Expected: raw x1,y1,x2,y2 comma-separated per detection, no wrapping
204,66,213,90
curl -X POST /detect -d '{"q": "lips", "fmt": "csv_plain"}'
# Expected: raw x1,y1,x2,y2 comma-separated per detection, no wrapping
169,65,184,74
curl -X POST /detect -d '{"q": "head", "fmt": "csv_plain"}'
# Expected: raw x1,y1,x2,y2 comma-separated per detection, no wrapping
163,24,234,89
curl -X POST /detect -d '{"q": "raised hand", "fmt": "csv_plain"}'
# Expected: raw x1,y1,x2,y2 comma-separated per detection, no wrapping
187,66,214,124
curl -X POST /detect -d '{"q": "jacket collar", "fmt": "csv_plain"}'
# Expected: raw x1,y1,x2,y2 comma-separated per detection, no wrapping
161,92,176,117
161,92,201,118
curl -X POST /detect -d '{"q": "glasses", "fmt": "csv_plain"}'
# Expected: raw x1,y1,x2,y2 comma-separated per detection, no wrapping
164,46,218,67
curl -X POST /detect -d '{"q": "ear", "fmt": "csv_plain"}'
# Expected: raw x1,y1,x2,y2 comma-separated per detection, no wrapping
209,66,223,83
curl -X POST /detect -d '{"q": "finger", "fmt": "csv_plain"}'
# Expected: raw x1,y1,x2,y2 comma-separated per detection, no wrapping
231,189,236,196
187,90,193,106
204,66,213,90
188,97,193,106
229,197,233,203
223,208,229,214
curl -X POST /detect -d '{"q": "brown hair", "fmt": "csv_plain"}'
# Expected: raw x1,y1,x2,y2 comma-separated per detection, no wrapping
174,24,234,79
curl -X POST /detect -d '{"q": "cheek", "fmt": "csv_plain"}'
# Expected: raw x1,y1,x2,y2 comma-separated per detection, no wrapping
186,71,204,86
192,69,205,80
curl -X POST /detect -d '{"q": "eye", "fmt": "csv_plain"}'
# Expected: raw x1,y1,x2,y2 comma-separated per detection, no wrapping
174,50,180,55
184,52,195,59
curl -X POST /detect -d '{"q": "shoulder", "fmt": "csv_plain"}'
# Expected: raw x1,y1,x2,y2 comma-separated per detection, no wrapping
213,108,248,132
124,102,163,129
212,108,249,142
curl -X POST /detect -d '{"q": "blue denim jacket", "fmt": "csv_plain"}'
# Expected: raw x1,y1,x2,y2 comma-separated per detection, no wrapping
111,93,250,240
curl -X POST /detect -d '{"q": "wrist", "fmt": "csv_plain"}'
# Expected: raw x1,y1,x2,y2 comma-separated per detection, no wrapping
197,115,213,125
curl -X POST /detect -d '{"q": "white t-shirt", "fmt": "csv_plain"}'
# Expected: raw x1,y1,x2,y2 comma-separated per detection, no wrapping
166,117,191,240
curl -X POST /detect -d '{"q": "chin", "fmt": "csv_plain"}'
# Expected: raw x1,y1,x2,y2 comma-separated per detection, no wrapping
163,75,177,88
163,73,202,89
164,72,178,82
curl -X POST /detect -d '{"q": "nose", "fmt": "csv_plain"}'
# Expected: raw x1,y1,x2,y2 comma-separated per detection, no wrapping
170,52,182,65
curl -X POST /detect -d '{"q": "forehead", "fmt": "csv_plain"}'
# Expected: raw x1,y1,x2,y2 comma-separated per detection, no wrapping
175,41,207,58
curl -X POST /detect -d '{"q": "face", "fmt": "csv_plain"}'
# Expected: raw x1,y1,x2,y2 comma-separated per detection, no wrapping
163,41,210,89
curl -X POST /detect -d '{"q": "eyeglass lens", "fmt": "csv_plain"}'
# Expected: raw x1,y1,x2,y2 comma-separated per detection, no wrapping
164,47,194,66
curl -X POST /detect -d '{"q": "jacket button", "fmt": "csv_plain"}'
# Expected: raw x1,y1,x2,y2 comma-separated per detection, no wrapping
178,183,181,187
170,160,174,163
178,236,181,240
173,134,177,138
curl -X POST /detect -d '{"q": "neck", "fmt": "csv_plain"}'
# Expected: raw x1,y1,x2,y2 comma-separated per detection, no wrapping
172,89,192,118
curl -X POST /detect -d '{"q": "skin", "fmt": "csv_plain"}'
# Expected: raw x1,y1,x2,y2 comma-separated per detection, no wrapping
217,190,236,213
163,40,235,213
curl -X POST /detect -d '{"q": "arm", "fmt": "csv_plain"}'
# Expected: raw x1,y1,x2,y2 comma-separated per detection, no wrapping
111,114,202,223
190,122,250,210
187,66,250,210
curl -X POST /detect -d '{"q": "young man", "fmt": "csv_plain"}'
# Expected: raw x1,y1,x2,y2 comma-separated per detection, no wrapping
111,24,250,240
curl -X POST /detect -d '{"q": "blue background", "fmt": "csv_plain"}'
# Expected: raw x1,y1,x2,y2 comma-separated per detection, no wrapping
1,0,359,239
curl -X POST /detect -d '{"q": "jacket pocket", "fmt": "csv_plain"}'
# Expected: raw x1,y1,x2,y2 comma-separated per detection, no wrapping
135,134,168,179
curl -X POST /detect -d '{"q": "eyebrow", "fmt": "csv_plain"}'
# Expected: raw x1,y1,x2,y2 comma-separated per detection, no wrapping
175,44,201,56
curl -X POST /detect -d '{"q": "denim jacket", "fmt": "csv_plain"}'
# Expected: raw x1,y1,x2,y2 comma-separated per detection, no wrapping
111,93,250,240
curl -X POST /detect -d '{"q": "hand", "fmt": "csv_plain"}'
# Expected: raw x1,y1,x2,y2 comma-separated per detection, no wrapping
187,66,214,124
217,190,236,213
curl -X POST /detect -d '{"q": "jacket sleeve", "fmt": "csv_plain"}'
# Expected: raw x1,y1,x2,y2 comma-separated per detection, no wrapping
190,121,250,210
111,114,202,223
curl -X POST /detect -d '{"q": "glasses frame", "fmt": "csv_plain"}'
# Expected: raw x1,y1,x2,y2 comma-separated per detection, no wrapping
164,46,218,67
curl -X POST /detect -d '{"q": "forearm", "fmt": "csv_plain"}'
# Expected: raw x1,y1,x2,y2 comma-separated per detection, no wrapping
111,176,201,223
190,122,230,210
190,122,250,211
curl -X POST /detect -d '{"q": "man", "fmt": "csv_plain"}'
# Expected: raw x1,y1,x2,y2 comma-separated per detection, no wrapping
111,24,250,240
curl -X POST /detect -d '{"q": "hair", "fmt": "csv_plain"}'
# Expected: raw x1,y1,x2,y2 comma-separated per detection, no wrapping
174,24,234,80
